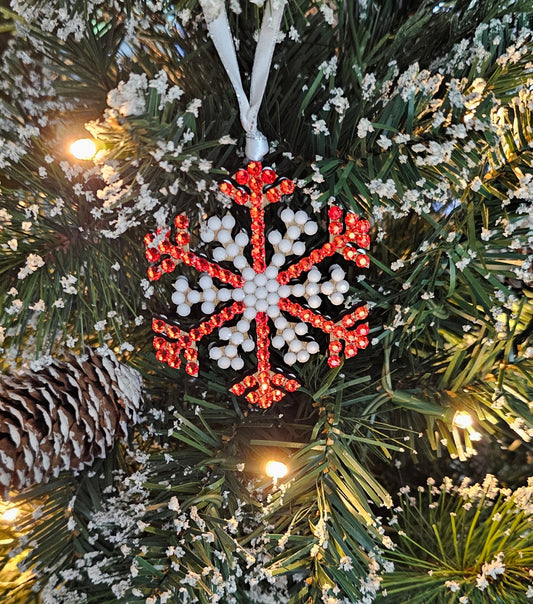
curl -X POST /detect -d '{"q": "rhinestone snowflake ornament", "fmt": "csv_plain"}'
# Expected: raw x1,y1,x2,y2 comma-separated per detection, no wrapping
145,161,370,408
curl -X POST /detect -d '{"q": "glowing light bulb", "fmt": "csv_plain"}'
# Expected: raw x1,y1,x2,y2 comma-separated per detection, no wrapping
265,460,288,480
2,507,19,522
69,138,96,160
454,412,473,430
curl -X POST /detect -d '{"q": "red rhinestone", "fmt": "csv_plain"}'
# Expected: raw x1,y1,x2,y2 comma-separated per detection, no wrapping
328,355,342,368
323,243,335,256
272,374,285,386
301,310,312,322
358,219,371,233
183,252,195,265
277,273,289,285
254,259,266,273
153,336,167,350
174,215,189,229
250,192,262,206
355,306,369,320
176,232,190,246
161,258,175,272
147,266,162,281
156,349,168,362
328,206,343,221
285,379,300,392
159,239,173,254
247,161,262,176
249,176,262,192
278,298,290,310
266,188,281,203
234,189,249,205
333,326,345,339
261,168,276,184
235,169,250,185
184,347,197,361
310,250,323,264
345,213,359,226
168,356,181,369
273,390,284,403
231,383,246,396
185,362,199,376
356,336,369,349
357,234,371,248
243,375,257,388
287,265,300,279
334,235,347,248
145,248,160,262
246,391,259,405
342,314,356,328
311,315,324,328
168,342,180,354
355,254,370,268
220,181,234,196
345,343,358,358
167,325,181,338
196,257,209,272
299,258,312,272
343,247,358,261
279,179,295,195
329,340,342,354
189,329,200,341
170,247,183,260
210,315,223,328
233,301,245,313
144,233,155,246
356,324,369,336
152,319,165,333
329,221,343,235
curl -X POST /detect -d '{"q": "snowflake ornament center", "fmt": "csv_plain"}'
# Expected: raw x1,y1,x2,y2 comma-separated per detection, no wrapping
145,161,371,408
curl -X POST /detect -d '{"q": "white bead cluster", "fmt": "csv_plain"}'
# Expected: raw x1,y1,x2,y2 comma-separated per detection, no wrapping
267,208,318,266
200,213,250,270
208,319,254,370
271,315,320,366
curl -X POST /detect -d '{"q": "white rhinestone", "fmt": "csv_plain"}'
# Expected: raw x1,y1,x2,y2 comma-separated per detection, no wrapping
230,331,244,345
255,299,268,312
219,327,232,340
321,281,335,295
242,267,255,281
308,269,321,283
243,281,255,294
201,301,215,315
275,316,288,329
284,352,297,365
231,357,244,371
172,291,185,305
212,247,227,262
289,339,302,353
295,322,308,336
265,266,278,279
218,356,231,369
177,303,191,316
199,275,213,289
226,243,239,258
267,292,279,305
232,288,245,301
243,294,257,308
271,253,285,267
174,276,189,292
308,295,322,308
187,290,201,304
218,288,231,302
225,344,238,358
242,338,255,352
221,214,235,229
255,286,268,299
209,346,222,360
304,221,318,235
280,208,294,223
254,272,267,287
330,292,344,305
294,210,309,225
286,225,301,240
217,229,231,245
278,239,292,254
236,319,250,333
306,282,320,296
292,241,306,255
268,230,282,245
272,335,285,349
292,283,305,297
297,350,310,363
233,255,248,270
207,216,222,231
307,341,320,354
235,231,249,247
203,288,216,302
278,285,291,297
337,280,349,293
267,305,280,318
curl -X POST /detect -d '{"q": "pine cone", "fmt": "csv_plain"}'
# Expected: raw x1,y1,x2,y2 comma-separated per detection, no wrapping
0,349,143,496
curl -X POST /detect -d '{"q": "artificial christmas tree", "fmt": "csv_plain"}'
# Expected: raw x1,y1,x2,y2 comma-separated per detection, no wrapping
0,0,533,602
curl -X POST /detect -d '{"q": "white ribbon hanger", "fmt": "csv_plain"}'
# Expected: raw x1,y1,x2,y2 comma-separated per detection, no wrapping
200,0,286,161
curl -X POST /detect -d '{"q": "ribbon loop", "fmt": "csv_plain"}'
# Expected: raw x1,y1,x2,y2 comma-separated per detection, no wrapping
200,0,286,161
